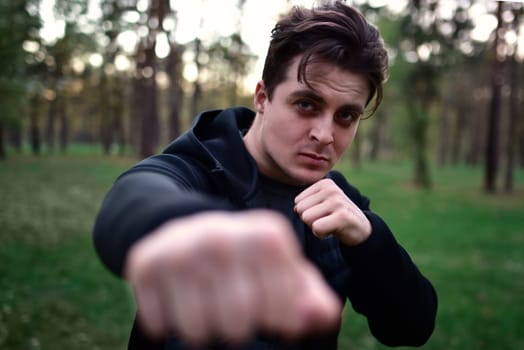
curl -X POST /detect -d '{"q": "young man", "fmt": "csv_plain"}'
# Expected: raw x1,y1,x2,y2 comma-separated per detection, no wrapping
93,1,438,349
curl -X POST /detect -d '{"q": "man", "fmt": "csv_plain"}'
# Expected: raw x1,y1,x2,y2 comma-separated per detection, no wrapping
93,1,438,349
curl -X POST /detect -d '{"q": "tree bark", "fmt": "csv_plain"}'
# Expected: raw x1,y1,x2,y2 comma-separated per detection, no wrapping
368,110,385,161
100,70,112,155
484,76,502,193
504,57,519,193
29,94,41,155
113,75,125,155
8,126,22,153
190,38,202,120
408,100,432,189
437,89,451,166
0,121,5,159
59,96,68,153
520,123,524,168
504,42,520,192
351,132,362,169
484,2,504,193
167,44,182,140
466,99,485,166
413,126,431,188
46,97,57,153
139,44,159,158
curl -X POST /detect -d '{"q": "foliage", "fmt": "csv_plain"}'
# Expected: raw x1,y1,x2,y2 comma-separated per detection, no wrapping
0,0,41,127
185,33,257,111
1,0,522,192
363,1,485,188
53,0,88,24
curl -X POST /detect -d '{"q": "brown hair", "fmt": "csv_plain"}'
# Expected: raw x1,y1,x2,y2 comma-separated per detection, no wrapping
261,0,388,115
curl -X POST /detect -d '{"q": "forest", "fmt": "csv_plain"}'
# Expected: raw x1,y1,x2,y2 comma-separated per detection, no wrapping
0,0,522,192
1,1,523,349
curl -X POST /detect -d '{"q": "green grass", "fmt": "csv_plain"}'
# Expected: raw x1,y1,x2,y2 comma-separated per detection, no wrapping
1,154,523,349
337,161,524,350
0,154,137,349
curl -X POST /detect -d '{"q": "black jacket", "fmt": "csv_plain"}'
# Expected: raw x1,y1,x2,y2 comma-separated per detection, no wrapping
93,107,437,349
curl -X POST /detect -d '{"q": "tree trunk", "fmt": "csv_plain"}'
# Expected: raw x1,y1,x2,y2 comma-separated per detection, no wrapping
451,103,467,165
484,2,504,193
413,121,431,188
139,44,159,158
408,100,432,189
504,48,519,193
351,132,362,169
167,44,182,140
59,96,68,153
466,101,484,166
437,90,451,166
131,75,142,154
100,70,112,155
29,94,41,155
484,79,502,192
368,110,384,161
0,121,5,159
113,75,126,155
190,38,202,120
8,126,22,153
190,82,201,120
504,57,518,193
520,124,524,168
46,97,57,153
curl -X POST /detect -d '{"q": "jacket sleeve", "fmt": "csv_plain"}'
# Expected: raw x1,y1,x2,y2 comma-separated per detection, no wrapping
93,154,233,277
330,171,438,346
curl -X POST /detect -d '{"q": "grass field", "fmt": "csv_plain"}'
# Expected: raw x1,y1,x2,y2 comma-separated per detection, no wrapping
1,151,523,349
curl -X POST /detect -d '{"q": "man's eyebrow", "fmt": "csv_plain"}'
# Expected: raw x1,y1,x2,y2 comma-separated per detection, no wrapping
288,89,325,105
288,89,365,114
342,103,365,115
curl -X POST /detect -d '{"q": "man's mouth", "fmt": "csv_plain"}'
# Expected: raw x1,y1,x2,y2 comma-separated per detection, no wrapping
299,152,330,163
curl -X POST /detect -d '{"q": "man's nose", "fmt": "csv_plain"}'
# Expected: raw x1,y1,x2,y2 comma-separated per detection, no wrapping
309,115,334,145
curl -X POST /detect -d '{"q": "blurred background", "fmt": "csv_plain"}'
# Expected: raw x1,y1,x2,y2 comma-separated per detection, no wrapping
0,0,523,349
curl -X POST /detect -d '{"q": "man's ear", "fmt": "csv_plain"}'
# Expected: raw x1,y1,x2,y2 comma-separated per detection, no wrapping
254,80,267,113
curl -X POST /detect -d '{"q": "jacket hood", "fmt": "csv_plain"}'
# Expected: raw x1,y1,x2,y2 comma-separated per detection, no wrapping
163,107,259,203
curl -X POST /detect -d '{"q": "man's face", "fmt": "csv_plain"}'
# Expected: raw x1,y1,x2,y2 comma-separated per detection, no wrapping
244,56,370,185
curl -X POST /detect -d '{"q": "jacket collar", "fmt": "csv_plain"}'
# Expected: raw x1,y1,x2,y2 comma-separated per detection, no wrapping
163,107,259,203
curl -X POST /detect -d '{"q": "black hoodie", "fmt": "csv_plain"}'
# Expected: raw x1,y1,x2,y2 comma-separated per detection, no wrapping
93,107,437,349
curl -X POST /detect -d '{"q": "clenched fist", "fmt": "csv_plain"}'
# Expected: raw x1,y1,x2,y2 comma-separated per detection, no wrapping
294,178,372,246
124,210,341,346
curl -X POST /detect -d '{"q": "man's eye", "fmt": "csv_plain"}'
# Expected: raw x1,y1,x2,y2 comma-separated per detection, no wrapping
337,111,359,124
296,100,314,111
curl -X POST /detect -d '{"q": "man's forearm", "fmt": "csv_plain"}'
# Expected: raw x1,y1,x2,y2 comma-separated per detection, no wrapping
342,212,438,346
